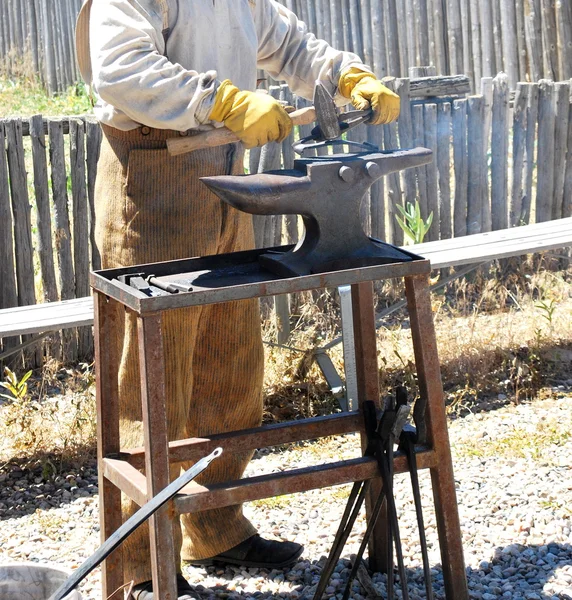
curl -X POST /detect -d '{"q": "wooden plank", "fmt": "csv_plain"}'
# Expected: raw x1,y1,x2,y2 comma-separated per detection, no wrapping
468,0,482,84
500,0,519,86
491,73,510,231
383,118,403,244
86,119,102,271
0,297,95,337
367,124,385,241
514,0,527,81
395,78,417,209
556,0,572,79
6,118,39,367
522,83,539,224
413,0,430,66
478,0,496,77
0,122,18,314
540,0,558,80
424,103,440,241
460,0,474,87
446,0,463,76
395,0,409,73
370,0,388,77
70,118,92,358
412,217,572,267
412,104,429,221
536,80,556,223
466,96,486,235
49,118,77,361
30,115,58,304
432,0,449,75
30,114,61,360
409,75,471,98
524,0,543,81
0,120,19,363
437,103,452,240
480,78,493,232
453,100,469,237
510,84,529,227
6,119,36,311
552,82,570,220
384,0,400,74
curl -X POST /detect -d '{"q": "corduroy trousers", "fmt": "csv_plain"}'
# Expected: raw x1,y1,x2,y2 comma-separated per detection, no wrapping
95,125,264,585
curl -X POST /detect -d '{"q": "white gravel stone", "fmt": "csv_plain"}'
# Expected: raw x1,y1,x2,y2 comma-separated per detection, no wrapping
1,395,571,599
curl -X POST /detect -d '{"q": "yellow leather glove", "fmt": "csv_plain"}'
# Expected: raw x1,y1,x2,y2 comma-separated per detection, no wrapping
338,67,401,125
209,80,292,148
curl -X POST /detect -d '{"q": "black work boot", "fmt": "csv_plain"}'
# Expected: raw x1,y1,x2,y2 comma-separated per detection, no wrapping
190,534,304,569
131,573,194,599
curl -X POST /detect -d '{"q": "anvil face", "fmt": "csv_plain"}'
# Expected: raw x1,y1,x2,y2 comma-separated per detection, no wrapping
201,148,433,277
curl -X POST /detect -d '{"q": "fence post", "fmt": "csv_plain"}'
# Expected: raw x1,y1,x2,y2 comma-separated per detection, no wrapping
540,0,559,80
491,72,510,230
523,83,539,224
510,83,529,226
50,118,78,362
536,80,556,222
467,96,486,234
437,102,452,239
499,0,520,86
552,82,570,220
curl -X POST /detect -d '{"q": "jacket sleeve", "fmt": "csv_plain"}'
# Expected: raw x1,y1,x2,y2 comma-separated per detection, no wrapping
254,0,372,103
89,0,218,129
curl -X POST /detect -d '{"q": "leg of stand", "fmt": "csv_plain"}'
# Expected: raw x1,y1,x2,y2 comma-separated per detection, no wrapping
405,274,469,600
351,281,388,574
137,313,178,600
94,292,124,597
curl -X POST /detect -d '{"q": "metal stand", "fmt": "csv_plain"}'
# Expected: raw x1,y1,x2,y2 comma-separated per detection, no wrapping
92,248,468,600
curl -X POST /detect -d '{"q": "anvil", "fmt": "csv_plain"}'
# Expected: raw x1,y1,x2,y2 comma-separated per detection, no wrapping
201,148,433,277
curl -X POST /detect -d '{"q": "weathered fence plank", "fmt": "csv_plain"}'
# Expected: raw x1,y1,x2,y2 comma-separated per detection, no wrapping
467,96,486,235
491,73,510,230
437,102,452,240
523,83,539,224
536,80,556,222
412,103,429,224
49,119,78,361
6,119,40,367
556,0,572,79
524,0,543,82
0,122,19,362
395,79,417,209
86,119,102,271
500,0,519,86
552,82,570,220
540,0,559,80
30,115,58,304
510,84,529,226
423,103,440,241
70,118,92,358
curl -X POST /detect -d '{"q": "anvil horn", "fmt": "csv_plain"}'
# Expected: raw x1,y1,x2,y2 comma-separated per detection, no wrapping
201,172,311,216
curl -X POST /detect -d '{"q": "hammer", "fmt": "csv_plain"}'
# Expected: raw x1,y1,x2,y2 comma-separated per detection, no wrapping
166,81,345,156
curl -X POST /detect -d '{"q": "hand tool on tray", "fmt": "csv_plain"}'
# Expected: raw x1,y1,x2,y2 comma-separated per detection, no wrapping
167,81,374,156
49,448,222,600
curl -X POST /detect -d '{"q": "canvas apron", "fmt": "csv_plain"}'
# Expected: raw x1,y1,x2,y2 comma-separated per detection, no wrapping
95,124,264,584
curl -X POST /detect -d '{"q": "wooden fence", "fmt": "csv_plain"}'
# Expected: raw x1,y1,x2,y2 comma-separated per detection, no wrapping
1,74,571,367
0,0,83,93
1,0,571,93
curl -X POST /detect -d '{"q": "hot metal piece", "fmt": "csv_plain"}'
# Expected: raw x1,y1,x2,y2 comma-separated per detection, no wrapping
201,148,432,277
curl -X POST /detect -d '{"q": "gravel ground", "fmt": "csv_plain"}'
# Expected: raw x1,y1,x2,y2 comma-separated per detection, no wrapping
0,392,571,600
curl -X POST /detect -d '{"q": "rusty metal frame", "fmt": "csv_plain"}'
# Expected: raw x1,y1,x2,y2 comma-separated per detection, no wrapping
93,257,468,600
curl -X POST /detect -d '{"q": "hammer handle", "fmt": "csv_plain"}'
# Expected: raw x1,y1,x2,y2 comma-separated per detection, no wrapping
167,106,316,155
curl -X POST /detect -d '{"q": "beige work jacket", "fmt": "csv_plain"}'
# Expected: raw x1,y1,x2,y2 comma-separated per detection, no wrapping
76,0,371,131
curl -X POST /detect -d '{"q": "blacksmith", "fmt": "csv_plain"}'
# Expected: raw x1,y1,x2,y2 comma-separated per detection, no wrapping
75,0,400,597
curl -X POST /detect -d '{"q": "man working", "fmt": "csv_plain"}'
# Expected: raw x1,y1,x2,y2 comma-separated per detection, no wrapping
76,0,399,597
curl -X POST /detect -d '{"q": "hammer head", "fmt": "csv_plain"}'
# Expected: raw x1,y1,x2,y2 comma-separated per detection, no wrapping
313,81,341,140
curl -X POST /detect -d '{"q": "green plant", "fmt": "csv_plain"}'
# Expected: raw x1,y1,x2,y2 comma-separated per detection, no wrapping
535,298,557,327
0,367,32,402
395,201,433,244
